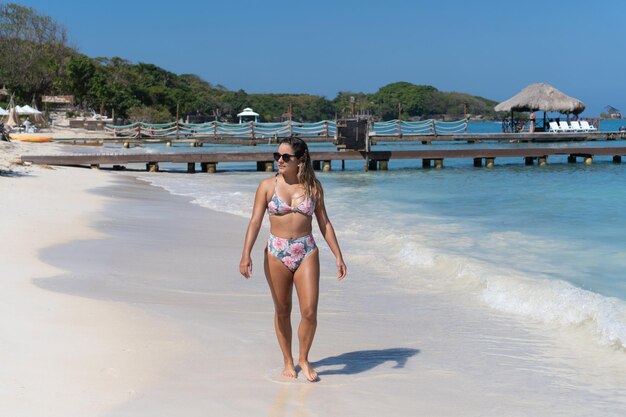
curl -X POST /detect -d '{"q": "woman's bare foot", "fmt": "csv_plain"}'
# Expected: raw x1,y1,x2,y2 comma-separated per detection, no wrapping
282,363,297,379
298,360,318,382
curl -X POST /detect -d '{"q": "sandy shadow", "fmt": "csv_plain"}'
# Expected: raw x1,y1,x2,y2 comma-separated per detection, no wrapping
313,347,419,376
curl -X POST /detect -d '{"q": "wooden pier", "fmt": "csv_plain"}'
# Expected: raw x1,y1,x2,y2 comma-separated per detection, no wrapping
49,130,626,147
21,145,626,172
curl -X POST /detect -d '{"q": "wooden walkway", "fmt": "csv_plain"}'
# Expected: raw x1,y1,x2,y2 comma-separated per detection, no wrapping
21,146,626,172
50,130,626,146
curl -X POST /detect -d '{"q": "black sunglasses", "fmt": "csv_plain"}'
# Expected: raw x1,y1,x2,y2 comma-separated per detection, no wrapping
273,152,299,163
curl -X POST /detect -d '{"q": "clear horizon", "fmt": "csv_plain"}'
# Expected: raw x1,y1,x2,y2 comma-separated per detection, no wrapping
13,0,626,117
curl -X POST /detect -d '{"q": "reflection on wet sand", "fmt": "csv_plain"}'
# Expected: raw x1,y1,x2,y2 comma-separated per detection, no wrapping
269,382,314,417
268,348,419,416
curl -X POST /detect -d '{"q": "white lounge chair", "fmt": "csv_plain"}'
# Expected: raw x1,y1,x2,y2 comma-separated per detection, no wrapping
548,121,562,132
580,120,597,131
559,121,574,132
569,121,583,132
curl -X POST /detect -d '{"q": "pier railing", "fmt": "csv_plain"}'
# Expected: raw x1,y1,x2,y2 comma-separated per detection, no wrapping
104,119,468,140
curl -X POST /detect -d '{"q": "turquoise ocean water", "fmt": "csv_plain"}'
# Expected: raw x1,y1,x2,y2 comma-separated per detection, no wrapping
134,120,626,351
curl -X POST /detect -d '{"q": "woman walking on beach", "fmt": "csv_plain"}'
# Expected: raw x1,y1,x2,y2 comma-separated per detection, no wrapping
240,136,347,382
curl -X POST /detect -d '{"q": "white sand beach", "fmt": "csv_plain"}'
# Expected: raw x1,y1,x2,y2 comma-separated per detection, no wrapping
3,141,626,416
0,163,189,415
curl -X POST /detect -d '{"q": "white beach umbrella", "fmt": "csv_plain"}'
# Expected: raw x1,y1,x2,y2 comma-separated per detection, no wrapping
0,106,7,116
17,104,41,115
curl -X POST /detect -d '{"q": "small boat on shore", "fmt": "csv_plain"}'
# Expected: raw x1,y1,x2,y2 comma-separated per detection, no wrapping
9,133,53,143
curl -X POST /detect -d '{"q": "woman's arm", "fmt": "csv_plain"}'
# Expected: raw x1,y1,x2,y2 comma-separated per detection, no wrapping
239,180,270,278
314,187,347,280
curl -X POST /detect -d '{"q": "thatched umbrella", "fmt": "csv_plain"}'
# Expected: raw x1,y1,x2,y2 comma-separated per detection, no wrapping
3,96,21,128
495,83,585,114
495,83,585,132
31,98,48,127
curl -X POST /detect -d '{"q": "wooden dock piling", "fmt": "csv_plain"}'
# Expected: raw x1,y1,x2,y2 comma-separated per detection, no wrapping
21,145,626,173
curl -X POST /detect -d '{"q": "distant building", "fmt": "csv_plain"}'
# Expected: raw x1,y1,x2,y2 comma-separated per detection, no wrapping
237,107,259,124
42,95,74,114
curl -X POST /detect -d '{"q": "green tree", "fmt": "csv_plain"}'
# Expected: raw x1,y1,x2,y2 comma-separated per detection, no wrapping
66,55,96,108
371,82,439,119
0,3,72,101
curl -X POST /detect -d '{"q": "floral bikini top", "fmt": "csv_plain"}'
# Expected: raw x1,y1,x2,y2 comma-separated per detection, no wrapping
267,176,316,217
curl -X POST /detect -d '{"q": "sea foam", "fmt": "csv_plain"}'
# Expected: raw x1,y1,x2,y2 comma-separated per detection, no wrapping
136,168,626,352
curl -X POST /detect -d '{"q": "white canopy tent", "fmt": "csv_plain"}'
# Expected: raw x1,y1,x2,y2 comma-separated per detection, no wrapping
237,107,259,124
17,104,42,115
0,107,7,116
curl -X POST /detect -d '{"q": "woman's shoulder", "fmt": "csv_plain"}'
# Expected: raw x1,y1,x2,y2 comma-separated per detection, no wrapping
258,175,277,191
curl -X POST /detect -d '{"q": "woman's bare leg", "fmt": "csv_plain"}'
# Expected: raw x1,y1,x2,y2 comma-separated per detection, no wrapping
293,249,320,381
265,251,297,378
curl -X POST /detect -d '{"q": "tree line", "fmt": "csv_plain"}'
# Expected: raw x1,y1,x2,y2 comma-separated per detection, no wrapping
0,3,499,123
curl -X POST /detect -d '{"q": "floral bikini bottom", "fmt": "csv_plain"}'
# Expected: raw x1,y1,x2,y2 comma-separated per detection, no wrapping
267,233,317,272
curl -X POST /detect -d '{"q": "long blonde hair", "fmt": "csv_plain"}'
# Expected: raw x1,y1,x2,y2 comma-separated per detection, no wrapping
280,136,321,201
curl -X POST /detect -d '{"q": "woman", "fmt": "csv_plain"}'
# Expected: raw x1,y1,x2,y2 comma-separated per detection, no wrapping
240,136,347,382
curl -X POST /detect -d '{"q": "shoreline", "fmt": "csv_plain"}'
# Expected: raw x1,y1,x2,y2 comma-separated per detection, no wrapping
3,163,626,415
0,166,190,416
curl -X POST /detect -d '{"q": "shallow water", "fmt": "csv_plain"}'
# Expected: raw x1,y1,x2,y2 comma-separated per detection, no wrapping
137,143,626,353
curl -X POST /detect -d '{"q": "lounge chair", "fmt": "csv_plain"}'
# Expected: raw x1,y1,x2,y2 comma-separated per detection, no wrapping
580,120,597,131
569,121,583,132
548,121,562,132
559,121,574,132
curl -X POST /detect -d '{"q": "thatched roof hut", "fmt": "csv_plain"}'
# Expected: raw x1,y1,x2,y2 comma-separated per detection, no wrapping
495,83,585,115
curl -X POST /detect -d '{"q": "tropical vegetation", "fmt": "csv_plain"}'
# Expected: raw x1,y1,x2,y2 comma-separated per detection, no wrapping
0,3,499,123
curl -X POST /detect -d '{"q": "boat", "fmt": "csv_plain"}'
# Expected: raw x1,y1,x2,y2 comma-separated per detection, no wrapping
9,133,53,143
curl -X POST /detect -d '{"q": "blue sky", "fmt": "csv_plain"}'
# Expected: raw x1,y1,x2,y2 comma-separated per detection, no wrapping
16,0,626,116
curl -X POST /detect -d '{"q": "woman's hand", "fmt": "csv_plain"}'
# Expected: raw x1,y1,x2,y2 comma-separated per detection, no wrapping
336,258,347,280
240,255,253,279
